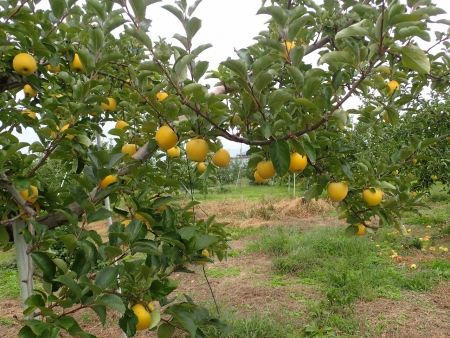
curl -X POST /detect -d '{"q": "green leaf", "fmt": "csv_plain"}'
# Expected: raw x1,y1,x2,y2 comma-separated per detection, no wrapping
58,234,78,252
31,252,57,283
335,19,371,39
86,0,106,21
344,225,358,237
269,139,290,176
221,60,247,80
0,226,9,246
18,325,37,338
150,279,178,299
193,61,209,82
0,142,28,168
54,209,78,227
87,207,113,224
252,54,278,78
174,54,196,80
419,137,440,149
318,51,354,66
254,72,273,92
138,61,164,74
268,89,293,112
104,16,127,35
54,275,82,299
303,140,316,163
396,26,430,42
49,0,66,19
286,66,304,93
157,323,175,338
399,45,430,74
129,0,146,23
95,52,123,69
182,83,203,96
95,266,118,291
150,309,161,329
131,239,160,255
119,309,138,337
165,305,197,337
124,26,152,50
256,6,288,27
89,28,104,53
77,47,95,74
95,294,125,314
90,305,107,326
186,17,201,41
194,235,218,250
378,181,396,190
162,5,184,23
192,43,212,56
294,98,317,109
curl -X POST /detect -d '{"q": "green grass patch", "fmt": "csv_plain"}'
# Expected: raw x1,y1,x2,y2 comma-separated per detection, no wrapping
403,215,446,226
252,225,450,307
207,267,241,278
0,270,20,301
194,184,304,202
228,227,261,240
201,306,301,337
0,250,20,301
0,316,13,326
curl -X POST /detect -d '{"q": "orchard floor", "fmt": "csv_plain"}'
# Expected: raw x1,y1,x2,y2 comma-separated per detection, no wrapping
1,198,450,337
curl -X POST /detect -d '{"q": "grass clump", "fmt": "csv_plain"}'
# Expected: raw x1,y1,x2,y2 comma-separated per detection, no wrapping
201,308,300,338
253,225,450,306
207,267,241,278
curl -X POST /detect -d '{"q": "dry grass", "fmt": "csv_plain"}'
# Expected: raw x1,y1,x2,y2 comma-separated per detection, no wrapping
194,198,331,225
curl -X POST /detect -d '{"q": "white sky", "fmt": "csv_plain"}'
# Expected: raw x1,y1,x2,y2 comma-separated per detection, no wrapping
14,0,450,156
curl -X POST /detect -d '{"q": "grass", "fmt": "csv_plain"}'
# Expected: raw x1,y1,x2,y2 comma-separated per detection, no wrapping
193,183,305,202
207,267,241,278
250,225,450,307
201,305,301,337
0,250,20,301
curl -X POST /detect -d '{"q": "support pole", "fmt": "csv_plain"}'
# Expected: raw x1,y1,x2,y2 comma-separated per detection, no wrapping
13,220,34,318
96,132,124,337
288,174,290,194
293,173,296,198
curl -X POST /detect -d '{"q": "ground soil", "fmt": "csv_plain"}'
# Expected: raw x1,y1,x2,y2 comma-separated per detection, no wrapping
1,198,449,337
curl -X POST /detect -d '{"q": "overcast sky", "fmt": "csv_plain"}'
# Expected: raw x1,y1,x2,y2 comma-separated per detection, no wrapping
14,0,450,156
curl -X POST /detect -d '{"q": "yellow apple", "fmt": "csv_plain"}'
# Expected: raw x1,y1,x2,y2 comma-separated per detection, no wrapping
70,53,85,73
13,53,37,76
23,84,37,97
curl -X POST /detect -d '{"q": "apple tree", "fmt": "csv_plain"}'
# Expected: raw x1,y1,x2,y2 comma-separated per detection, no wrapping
348,93,450,193
1,0,450,337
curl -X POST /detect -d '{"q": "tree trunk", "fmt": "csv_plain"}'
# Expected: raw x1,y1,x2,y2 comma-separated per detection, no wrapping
13,219,35,319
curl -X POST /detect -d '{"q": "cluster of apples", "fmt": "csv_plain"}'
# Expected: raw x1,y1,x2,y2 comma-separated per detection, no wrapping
254,152,308,183
326,182,384,235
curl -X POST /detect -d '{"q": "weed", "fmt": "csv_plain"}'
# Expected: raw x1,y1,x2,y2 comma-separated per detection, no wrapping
0,316,13,325
80,311,94,323
201,307,299,337
227,250,243,258
228,227,260,240
304,321,336,337
442,225,450,235
206,267,241,278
